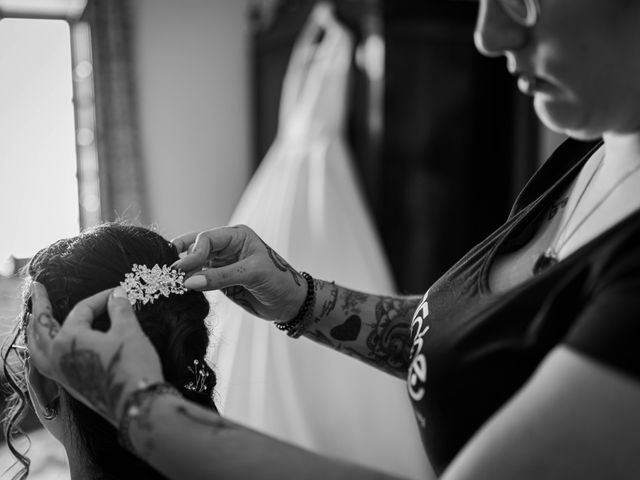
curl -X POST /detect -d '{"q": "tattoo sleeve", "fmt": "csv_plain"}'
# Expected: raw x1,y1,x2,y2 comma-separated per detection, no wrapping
59,339,127,420
304,280,420,378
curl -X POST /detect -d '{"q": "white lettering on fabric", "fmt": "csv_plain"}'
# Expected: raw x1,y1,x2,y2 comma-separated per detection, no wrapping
408,289,430,402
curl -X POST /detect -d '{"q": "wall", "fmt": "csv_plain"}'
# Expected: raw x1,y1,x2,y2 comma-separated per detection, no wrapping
131,0,252,239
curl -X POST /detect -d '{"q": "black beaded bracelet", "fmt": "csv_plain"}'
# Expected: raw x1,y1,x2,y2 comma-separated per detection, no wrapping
274,271,315,338
118,380,183,457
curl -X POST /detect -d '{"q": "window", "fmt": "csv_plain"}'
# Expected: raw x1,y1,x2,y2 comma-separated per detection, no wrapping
0,18,81,269
0,4,95,473
0,0,98,275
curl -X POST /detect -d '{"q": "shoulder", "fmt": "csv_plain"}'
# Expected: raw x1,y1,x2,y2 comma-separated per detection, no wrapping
442,347,640,480
592,211,640,280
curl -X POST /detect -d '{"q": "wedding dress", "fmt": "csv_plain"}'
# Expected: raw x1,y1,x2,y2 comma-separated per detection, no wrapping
209,4,432,479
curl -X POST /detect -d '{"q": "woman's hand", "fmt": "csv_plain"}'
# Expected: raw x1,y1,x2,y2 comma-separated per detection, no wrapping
171,224,306,322
26,282,164,426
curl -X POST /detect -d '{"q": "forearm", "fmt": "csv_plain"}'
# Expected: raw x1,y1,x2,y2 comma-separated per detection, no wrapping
302,279,421,378
130,392,404,480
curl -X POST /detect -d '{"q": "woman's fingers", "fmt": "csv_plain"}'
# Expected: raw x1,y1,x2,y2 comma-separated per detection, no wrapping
64,288,112,330
107,286,142,333
183,258,254,291
171,231,200,253
171,225,252,273
171,232,213,272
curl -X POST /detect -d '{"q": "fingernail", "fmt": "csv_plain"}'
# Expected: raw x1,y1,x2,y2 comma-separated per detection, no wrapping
112,286,129,300
184,275,207,290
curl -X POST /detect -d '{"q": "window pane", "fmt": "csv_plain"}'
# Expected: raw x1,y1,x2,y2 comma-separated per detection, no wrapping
0,18,80,265
0,0,87,18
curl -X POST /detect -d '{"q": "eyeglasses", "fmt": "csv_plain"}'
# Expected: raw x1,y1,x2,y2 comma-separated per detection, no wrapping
499,0,540,27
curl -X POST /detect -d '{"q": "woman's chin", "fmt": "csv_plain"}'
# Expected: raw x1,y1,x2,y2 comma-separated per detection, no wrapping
534,99,601,141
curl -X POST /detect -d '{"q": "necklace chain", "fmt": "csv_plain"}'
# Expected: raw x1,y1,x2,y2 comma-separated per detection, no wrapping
551,155,604,255
533,154,640,275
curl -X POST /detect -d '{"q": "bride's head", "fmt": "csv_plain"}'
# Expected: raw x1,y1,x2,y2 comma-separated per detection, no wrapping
2,223,217,479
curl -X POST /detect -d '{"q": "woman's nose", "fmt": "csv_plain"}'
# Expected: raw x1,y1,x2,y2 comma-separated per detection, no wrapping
474,0,529,57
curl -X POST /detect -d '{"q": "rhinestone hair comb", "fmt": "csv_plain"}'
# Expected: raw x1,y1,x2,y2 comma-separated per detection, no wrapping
121,264,187,307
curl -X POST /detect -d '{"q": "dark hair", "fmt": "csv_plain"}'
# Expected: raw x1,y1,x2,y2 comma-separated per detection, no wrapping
1,223,217,479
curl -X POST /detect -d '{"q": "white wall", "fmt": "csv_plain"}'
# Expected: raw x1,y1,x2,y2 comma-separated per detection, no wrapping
131,0,252,239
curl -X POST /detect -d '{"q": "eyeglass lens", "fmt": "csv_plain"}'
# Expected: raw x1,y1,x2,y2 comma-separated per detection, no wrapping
500,0,538,26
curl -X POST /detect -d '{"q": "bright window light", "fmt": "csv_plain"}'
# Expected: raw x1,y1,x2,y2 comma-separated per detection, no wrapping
0,18,80,266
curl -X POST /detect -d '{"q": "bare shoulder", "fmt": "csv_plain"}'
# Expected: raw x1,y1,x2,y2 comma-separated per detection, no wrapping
442,347,640,480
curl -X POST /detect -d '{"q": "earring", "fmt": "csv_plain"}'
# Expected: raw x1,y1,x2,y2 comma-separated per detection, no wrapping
42,405,57,421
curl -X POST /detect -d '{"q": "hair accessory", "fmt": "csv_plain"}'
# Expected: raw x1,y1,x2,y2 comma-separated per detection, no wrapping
120,264,187,307
274,271,315,338
184,359,210,393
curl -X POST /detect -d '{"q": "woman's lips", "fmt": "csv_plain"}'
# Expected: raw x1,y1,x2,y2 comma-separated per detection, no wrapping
517,74,554,96
517,74,537,95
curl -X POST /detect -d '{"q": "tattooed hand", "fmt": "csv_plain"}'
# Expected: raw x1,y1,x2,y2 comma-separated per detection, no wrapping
171,225,307,322
27,282,164,426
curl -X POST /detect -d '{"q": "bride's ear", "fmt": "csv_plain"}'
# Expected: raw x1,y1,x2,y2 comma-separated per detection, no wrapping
27,363,61,421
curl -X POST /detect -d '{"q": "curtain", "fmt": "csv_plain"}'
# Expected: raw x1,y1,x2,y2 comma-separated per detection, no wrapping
81,0,147,224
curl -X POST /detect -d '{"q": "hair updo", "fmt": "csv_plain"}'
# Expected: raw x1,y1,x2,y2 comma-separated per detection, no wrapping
2,223,218,479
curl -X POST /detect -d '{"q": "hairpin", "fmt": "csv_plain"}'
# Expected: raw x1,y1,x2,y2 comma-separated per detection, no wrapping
121,264,187,307
184,359,210,393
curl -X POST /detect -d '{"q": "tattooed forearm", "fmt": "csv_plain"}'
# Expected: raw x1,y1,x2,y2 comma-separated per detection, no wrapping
319,284,338,318
59,339,126,420
304,329,335,348
341,291,368,315
175,405,234,434
330,315,362,342
305,285,419,377
365,297,415,371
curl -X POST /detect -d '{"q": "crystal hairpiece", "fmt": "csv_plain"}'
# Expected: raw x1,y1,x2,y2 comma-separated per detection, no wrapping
184,359,210,393
120,264,187,307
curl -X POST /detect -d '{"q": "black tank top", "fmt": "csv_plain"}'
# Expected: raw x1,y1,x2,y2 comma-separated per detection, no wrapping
407,139,640,473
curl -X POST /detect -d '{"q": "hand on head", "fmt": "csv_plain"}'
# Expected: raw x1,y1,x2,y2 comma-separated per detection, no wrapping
27,282,164,426
171,224,307,322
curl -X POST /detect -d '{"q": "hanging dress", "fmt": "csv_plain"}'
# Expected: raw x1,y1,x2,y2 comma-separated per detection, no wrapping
209,6,432,479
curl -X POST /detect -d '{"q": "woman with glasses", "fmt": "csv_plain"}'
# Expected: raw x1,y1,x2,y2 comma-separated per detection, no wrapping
24,1,640,479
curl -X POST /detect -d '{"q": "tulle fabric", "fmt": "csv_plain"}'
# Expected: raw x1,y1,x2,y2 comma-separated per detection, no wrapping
209,9,432,479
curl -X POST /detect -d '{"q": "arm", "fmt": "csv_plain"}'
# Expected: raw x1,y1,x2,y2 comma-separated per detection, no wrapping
441,347,640,480
27,283,406,480
128,389,402,480
172,225,420,378
304,279,421,378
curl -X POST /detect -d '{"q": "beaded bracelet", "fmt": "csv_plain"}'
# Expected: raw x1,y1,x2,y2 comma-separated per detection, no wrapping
117,380,183,456
274,271,315,338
